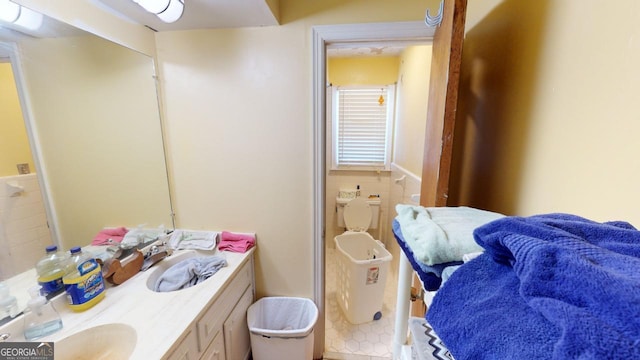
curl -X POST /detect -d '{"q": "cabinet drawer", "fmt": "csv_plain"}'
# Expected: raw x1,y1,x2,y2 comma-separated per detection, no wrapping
224,285,253,360
166,329,199,360
197,261,253,351
200,330,226,360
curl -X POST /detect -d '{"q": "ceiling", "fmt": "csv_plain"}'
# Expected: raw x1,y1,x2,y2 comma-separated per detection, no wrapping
96,0,279,32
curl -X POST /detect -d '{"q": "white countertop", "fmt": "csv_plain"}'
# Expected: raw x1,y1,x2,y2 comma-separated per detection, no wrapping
1,247,254,359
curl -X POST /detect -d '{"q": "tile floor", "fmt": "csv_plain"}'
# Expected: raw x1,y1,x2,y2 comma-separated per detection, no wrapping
324,247,398,360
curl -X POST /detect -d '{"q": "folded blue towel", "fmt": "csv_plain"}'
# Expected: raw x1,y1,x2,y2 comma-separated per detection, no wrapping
428,213,640,359
154,255,227,292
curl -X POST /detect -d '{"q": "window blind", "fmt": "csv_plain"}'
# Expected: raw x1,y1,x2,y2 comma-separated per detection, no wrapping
335,87,390,168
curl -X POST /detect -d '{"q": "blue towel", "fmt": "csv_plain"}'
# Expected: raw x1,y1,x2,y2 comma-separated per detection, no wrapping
154,255,227,292
392,220,462,291
428,213,640,360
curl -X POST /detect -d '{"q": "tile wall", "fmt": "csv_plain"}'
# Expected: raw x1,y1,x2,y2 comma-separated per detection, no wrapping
0,174,52,279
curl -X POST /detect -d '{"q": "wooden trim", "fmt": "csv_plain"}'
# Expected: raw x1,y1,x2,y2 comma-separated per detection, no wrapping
415,0,468,319
420,0,468,208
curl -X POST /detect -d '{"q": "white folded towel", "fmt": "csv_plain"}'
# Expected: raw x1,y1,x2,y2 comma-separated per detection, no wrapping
395,205,504,265
121,226,167,248
169,230,219,251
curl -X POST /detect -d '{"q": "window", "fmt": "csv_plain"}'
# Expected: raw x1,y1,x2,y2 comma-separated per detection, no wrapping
330,85,395,171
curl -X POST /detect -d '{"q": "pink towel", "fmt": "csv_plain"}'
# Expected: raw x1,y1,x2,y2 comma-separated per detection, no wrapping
219,231,255,253
91,227,128,246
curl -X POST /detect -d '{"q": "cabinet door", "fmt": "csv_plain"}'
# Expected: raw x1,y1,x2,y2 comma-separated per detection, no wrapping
200,330,226,360
197,262,252,349
223,286,253,360
166,329,199,360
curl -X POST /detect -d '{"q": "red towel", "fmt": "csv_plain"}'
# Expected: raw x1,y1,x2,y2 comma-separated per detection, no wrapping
219,231,255,253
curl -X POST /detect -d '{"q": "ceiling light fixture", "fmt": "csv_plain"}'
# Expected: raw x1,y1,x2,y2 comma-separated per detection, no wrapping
133,0,170,14
132,0,184,24
157,0,184,23
0,0,20,23
0,0,43,31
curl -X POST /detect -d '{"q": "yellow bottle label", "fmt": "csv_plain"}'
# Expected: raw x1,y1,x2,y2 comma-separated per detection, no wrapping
63,259,105,311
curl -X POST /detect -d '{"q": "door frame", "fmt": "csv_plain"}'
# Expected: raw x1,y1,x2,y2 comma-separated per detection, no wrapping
311,21,436,358
0,43,61,245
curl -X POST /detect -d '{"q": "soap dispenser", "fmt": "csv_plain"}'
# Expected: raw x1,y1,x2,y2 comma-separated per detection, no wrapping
23,286,63,341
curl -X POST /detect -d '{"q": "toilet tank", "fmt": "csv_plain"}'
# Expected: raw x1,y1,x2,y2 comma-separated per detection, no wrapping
336,197,380,230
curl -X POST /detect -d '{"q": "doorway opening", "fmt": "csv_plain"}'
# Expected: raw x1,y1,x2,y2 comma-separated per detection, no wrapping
312,22,435,359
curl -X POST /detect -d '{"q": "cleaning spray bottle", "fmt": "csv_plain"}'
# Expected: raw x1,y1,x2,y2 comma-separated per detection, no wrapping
23,285,63,341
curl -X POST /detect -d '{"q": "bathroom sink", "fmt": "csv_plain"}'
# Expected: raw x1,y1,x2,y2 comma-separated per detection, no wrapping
146,250,222,292
55,323,136,359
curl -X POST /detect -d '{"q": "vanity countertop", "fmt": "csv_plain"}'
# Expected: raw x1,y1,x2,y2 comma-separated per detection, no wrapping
2,247,255,359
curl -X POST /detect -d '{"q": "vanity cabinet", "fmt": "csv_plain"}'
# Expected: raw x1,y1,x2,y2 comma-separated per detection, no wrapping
166,256,254,360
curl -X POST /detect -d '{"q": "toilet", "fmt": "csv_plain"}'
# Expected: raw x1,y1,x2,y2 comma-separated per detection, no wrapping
335,196,380,233
333,197,392,324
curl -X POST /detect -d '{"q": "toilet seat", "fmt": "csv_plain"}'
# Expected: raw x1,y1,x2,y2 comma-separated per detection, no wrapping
343,197,372,232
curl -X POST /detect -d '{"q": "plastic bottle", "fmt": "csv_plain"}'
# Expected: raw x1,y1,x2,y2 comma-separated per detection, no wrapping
0,282,18,319
62,247,106,312
36,245,68,297
23,285,63,341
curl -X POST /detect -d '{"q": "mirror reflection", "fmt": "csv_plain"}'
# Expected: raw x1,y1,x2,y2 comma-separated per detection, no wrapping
0,5,173,322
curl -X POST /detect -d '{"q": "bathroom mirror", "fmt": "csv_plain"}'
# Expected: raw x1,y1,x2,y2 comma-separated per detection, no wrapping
0,5,173,323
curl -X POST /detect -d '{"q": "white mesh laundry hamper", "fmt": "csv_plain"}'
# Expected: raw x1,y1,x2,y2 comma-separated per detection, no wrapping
334,232,392,324
247,297,318,360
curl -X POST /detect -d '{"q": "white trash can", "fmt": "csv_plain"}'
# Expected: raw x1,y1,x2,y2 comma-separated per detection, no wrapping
247,297,318,360
334,232,392,324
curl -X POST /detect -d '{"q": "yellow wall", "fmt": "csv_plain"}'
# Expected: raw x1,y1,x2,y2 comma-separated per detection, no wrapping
0,63,34,177
451,0,640,226
328,56,399,85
